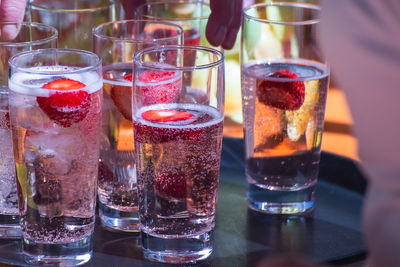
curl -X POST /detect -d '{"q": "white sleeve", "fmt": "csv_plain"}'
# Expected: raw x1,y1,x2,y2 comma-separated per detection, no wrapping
320,1,400,266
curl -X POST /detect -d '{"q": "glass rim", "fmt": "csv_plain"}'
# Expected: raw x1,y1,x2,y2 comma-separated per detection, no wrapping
92,19,184,43
135,0,210,21
0,22,58,47
8,48,102,75
243,2,320,25
134,45,224,71
30,0,114,12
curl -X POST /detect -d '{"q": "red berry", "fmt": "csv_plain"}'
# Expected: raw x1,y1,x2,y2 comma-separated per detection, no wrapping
110,74,133,121
136,70,181,105
155,170,186,199
123,73,132,82
37,78,90,127
142,109,195,123
256,69,305,110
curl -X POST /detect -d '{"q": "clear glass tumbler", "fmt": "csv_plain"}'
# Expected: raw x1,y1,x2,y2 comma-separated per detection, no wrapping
93,19,183,233
241,3,329,214
8,49,102,265
133,45,224,264
28,0,116,50
0,22,57,239
134,0,213,61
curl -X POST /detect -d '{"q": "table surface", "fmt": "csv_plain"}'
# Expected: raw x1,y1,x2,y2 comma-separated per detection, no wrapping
0,138,366,267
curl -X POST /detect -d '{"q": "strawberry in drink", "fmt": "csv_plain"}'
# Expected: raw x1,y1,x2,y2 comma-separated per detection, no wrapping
242,59,329,213
8,50,102,265
134,103,223,237
99,64,181,230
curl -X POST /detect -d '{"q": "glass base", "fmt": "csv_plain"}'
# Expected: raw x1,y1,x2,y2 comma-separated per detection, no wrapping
99,202,140,233
23,234,93,266
141,230,213,264
0,214,21,239
247,183,315,214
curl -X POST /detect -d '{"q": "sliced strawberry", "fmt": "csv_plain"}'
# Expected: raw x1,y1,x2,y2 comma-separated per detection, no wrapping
110,76,132,121
155,169,186,199
123,73,132,82
42,78,85,90
37,78,90,127
256,69,305,110
136,70,181,105
142,109,195,123
183,27,200,46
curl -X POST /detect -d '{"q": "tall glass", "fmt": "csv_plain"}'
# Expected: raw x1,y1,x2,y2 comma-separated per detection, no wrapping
93,19,183,233
133,45,224,264
8,49,102,265
241,3,329,214
0,22,57,239
28,0,116,50
134,0,212,65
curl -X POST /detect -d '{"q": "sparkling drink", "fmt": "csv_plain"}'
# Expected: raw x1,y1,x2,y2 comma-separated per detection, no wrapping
134,103,223,237
0,89,19,237
8,49,102,266
133,45,224,264
98,63,138,231
242,59,329,213
93,20,183,233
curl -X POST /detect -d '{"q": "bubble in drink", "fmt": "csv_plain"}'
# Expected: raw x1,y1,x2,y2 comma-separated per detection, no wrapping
134,103,223,238
9,66,102,243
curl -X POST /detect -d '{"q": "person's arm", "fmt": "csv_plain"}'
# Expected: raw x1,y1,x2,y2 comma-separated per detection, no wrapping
320,1,400,266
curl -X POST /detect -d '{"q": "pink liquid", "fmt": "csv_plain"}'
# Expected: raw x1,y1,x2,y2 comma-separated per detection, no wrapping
9,69,102,243
99,64,137,213
134,103,223,238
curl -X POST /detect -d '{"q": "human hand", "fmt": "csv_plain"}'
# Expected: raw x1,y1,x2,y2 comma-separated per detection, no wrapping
120,0,145,19
206,0,242,49
0,0,27,40
0,0,27,22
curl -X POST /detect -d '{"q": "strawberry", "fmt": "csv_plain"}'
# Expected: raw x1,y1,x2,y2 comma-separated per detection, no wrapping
110,74,133,121
256,69,305,110
136,70,181,105
155,169,186,199
142,109,195,123
183,27,200,46
37,78,90,127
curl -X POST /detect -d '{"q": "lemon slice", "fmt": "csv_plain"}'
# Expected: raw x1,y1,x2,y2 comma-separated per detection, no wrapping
286,79,319,141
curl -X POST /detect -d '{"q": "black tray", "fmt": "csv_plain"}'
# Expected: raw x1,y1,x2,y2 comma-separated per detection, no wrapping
0,138,367,266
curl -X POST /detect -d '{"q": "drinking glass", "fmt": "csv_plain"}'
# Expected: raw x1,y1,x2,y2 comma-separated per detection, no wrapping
8,49,102,265
134,0,212,59
241,3,329,214
0,22,57,239
28,0,116,50
133,45,224,264
93,19,183,233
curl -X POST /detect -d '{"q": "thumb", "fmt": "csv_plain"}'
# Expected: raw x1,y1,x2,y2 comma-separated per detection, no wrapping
0,0,27,40
0,0,27,22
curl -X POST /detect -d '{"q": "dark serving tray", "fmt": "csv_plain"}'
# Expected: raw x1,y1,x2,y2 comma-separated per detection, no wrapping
0,138,367,266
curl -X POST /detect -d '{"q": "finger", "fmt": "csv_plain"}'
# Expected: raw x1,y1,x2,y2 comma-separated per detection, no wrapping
206,0,235,46
120,0,146,19
0,0,27,22
221,0,242,49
